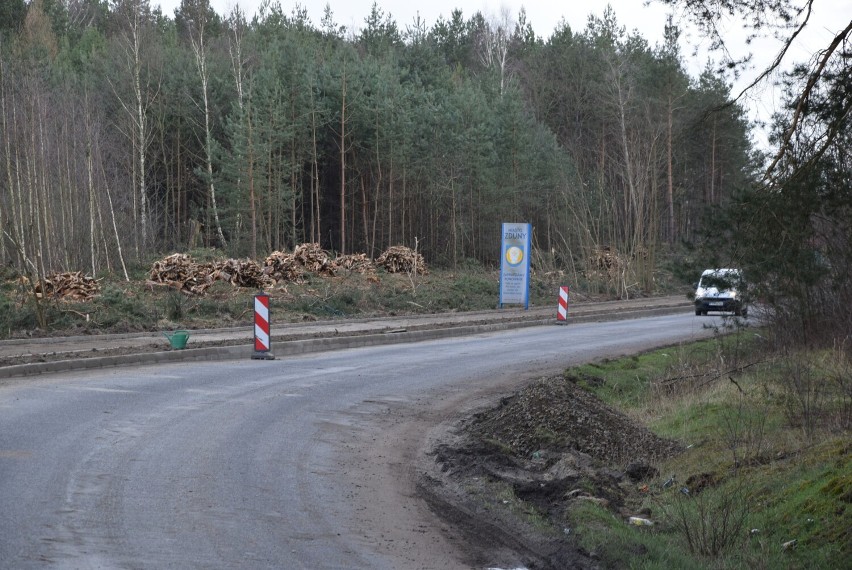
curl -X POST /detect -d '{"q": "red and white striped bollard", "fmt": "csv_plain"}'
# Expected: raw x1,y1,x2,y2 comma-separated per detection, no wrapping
556,286,569,323
252,292,275,360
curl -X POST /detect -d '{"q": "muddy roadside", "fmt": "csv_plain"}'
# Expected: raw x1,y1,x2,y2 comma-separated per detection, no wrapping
413,372,684,569
328,359,686,570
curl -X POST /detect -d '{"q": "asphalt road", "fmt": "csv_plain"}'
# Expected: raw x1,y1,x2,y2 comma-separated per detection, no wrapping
0,311,728,569
0,295,693,377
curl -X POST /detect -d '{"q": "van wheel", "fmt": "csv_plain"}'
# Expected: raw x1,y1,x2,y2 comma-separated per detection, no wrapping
695,309,702,316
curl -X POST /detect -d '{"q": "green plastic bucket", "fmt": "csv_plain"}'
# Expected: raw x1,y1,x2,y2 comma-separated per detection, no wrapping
164,330,190,350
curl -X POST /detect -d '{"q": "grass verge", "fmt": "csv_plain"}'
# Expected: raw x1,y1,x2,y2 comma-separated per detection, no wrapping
565,326,851,569
0,257,574,338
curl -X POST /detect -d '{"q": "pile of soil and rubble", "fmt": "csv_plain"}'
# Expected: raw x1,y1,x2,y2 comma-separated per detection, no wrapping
419,373,683,569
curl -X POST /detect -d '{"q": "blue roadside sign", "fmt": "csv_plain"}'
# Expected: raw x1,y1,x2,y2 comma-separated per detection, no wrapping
499,222,532,309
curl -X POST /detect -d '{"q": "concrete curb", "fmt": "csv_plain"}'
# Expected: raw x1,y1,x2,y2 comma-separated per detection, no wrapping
0,304,690,379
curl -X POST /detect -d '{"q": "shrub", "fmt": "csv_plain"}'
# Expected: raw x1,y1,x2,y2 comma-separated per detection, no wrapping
659,477,750,558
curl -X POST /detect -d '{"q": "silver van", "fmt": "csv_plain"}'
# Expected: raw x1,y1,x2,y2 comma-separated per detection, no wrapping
694,268,747,317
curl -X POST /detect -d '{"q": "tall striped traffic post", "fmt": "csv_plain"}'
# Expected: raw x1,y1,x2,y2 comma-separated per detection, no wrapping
556,286,569,323
251,292,275,360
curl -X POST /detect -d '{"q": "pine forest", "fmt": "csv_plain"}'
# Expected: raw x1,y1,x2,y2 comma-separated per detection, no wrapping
0,0,755,296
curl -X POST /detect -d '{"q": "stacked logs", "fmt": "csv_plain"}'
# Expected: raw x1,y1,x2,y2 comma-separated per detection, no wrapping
33,272,101,300
148,243,428,295
335,253,373,273
263,250,305,283
148,254,276,293
336,253,379,283
148,253,213,295
264,244,337,282
293,243,336,276
376,246,428,275
590,246,619,271
211,258,276,289
32,244,428,301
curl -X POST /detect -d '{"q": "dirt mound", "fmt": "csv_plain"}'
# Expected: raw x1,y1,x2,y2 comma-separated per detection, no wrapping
421,374,683,569
467,374,682,466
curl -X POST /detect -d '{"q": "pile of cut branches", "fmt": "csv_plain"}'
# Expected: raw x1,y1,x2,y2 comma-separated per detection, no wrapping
293,243,336,276
148,253,213,295
211,258,276,289
336,253,379,283
148,243,427,296
335,253,374,273
33,271,101,301
263,250,305,283
376,246,428,275
149,254,278,293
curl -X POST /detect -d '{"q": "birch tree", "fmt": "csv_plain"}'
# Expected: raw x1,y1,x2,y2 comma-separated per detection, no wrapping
226,3,254,256
474,7,513,95
111,0,158,256
181,0,227,248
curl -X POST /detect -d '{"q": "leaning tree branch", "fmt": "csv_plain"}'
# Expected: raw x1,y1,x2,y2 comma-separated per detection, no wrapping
763,19,852,182
731,0,814,104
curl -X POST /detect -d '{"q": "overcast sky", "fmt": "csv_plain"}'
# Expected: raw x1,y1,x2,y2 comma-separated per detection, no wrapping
152,1,672,38
151,0,849,148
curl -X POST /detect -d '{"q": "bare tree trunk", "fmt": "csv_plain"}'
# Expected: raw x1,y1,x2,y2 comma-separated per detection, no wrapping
291,123,298,249
666,95,675,243
34,96,49,279
110,0,159,258
360,175,369,254
477,8,514,96
451,173,458,268
710,116,717,205
188,5,227,249
401,167,407,247
615,74,637,251
11,99,26,263
134,28,148,253
86,120,96,276
228,4,252,256
310,86,321,244
387,160,394,247
60,114,74,269
248,102,257,259
339,58,347,254
0,50,10,265
369,108,382,257
98,158,130,281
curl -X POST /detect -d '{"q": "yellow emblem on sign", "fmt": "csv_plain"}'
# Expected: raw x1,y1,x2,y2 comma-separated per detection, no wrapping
506,246,524,266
